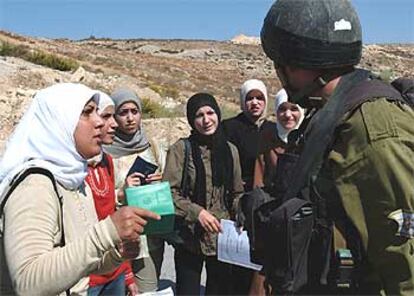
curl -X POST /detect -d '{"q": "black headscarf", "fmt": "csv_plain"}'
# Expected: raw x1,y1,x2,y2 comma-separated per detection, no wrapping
186,93,234,210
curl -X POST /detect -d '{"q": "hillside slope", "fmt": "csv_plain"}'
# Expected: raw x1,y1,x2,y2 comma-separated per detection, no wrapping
0,30,413,153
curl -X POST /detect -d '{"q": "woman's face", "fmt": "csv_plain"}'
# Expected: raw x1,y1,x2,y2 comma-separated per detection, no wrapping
74,99,104,159
245,89,266,120
193,106,219,136
115,102,141,135
277,102,301,130
100,105,118,145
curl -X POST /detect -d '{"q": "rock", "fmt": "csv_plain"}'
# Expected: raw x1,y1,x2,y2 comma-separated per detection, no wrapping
230,34,260,45
71,66,87,82
136,44,161,54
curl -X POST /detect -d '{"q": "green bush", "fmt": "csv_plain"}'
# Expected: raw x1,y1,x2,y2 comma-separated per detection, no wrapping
220,104,239,120
0,42,27,57
0,41,78,72
148,83,179,99
379,68,394,83
142,98,183,119
26,51,78,71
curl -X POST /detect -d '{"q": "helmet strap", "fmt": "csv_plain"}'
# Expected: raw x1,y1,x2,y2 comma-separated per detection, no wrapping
289,68,353,108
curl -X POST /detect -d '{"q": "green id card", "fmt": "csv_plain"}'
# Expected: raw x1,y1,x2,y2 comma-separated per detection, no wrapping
125,181,175,235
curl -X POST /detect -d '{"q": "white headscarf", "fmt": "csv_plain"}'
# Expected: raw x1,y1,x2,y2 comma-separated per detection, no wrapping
275,88,305,143
88,90,115,165
96,90,114,116
240,79,268,125
0,83,99,196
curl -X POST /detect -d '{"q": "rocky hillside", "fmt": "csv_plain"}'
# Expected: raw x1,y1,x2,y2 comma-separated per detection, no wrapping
0,30,413,154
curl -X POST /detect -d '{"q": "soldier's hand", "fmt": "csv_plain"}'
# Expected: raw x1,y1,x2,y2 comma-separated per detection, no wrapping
111,206,160,241
198,209,221,233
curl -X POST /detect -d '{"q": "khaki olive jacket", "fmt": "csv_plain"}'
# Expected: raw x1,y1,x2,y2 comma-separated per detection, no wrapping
162,138,244,256
322,98,414,295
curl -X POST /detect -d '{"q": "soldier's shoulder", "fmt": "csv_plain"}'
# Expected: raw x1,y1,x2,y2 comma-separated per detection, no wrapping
348,98,414,143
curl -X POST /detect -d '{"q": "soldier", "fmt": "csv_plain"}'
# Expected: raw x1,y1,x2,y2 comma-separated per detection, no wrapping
260,0,414,295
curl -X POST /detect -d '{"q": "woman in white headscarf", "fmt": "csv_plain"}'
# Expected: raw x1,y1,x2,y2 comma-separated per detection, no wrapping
222,79,277,295
85,91,138,296
223,79,276,193
253,88,304,189
104,88,164,294
0,83,158,296
250,88,304,296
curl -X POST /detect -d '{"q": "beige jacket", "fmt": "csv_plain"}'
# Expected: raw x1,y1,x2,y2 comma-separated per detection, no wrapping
1,174,122,296
111,144,164,254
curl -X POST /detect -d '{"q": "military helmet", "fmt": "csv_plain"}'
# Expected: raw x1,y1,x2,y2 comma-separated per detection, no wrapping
261,0,362,69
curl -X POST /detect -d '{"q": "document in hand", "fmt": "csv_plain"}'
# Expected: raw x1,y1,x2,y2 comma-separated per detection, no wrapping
126,181,175,235
139,287,174,296
217,219,263,271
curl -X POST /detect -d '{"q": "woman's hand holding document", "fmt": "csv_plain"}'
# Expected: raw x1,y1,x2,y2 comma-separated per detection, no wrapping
217,219,262,271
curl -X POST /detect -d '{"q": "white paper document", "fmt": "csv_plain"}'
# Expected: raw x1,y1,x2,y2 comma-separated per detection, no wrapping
217,219,263,271
135,235,149,259
140,287,174,296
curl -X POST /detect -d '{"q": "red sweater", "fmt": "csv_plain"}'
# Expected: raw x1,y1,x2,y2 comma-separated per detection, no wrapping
86,153,134,287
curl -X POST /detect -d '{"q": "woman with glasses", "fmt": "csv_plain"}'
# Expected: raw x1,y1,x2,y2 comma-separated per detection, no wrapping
104,88,164,294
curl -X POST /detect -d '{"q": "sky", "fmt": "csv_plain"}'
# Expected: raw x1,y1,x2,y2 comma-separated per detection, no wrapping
0,0,413,44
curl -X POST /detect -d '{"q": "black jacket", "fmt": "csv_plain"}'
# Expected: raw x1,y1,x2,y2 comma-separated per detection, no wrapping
222,113,276,191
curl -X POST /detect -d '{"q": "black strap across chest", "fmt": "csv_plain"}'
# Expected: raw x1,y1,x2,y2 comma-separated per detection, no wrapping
284,70,404,202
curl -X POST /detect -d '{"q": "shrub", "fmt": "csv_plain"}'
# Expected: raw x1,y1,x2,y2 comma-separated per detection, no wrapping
0,41,78,71
141,98,183,119
220,104,239,120
379,68,394,83
0,42,27,57
148,83,179,99
26,51,78,72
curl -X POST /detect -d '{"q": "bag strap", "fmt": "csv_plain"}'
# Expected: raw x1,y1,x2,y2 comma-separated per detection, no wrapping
0,167,70,296
287,72,405,203
343,78,404,114
391,77,414,107
284,69,372,202
180,138,191,197
1,167,62,225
